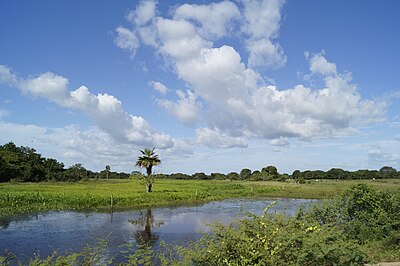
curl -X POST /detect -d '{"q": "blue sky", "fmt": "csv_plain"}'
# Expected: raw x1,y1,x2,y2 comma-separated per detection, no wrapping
1,0,399,175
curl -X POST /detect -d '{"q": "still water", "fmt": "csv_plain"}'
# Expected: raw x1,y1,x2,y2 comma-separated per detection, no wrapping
0,198,315,261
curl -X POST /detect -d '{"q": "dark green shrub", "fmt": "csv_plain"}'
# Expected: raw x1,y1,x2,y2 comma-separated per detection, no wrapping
164,207,365,265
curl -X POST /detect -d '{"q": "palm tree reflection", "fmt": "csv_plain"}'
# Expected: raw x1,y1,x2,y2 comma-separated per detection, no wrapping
128,209,164,245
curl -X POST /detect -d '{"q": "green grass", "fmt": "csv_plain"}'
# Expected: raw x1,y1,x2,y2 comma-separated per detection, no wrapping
1,178,399,218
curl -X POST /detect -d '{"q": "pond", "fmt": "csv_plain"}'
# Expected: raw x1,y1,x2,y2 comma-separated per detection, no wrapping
0,198,316,263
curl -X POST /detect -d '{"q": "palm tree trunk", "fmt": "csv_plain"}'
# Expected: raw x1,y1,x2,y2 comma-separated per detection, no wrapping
146,182,152,192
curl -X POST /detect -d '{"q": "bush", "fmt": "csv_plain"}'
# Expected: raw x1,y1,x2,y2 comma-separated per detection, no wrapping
161,184,400,265
305,184,400,243
164,206,365,265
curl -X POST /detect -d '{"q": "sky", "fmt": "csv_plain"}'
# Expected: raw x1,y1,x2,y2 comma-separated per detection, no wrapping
0,0,399,175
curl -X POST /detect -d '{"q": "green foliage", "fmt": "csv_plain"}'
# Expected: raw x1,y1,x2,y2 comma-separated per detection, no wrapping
120,242,155,266
305,184,400,243
2,179,400,218
135,148,160,177
1,185,399,265
162,206,365,265
161,185,400,265
297,177,306,184
135,148,161,192
239,168,252,180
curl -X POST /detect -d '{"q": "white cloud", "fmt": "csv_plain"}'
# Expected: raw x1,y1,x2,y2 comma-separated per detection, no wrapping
0,65,18,86
156,17,211,60
0,66,177,150
195,127,248,148
127,0,157,26
246,38,286,69
20,72,68,104
0,121,193,173
157,90,201,126
242,0,284,38
368,148,400,165
176,45,260,102
0,122,139,171
114,26,139,58
149,81,168,94
137,24,158,47
115,1,387,149
188,52,384,141
306,51,337,76
174,1,240,39
270,137,289,146
242,0,286,69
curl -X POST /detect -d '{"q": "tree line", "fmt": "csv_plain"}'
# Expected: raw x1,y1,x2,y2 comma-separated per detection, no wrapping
0,142,128,182
0,142,399,182
156,165,400,181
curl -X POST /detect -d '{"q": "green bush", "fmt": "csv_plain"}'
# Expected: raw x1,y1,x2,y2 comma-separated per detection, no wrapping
161,184,400,265
305,184,400,243
164,212,364,265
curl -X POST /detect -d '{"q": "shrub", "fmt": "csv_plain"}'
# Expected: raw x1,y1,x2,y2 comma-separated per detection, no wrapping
164,206,365,265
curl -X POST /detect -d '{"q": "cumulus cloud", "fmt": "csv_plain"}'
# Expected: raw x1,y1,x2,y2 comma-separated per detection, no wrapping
242,0,287,69
149,81,168,94
246,39,286,69
0,121,192,172
174,0,240,39
127,0,157,26
306,51,337,76
115,1,387,149
195,127,247,148
157,90,201,126
20,72,69,103
0,122,142,171
0,65,176,149
114,26,139,58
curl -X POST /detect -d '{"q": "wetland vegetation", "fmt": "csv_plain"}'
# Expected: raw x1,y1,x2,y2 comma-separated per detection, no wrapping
1,184,400,265
1,178,400,218
1,142,400,264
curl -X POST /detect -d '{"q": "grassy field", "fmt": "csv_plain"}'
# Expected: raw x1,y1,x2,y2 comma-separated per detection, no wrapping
1,178,400,218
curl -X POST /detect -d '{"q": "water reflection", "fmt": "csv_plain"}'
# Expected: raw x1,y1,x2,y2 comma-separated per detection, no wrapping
128,209,164,245
0,198,316,261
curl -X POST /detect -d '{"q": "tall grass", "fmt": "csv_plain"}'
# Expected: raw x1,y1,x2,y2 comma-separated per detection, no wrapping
2,184,399,265
1,179,399,218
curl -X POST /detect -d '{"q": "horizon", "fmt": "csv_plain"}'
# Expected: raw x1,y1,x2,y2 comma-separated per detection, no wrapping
1,0,399,175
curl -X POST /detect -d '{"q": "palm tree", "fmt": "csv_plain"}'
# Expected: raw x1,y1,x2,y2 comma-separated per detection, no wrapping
135,148,161,192
105,165,110,179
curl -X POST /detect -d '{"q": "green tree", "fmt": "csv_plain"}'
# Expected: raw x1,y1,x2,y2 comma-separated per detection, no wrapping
239,168,252,180
135,148,161,192
192,172,208,180
226,172,239,180
261,165,279,180
327,168,350,180
0,142,47,182
64,163,87,181
379,166,397,179
43,158,64,181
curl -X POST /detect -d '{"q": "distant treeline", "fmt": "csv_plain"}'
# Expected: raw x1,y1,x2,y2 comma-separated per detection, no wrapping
0,142,129,182
156,165,400,181
1,142,399,182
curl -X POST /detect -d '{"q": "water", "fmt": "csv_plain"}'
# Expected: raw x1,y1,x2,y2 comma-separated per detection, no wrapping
0,198,316,262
